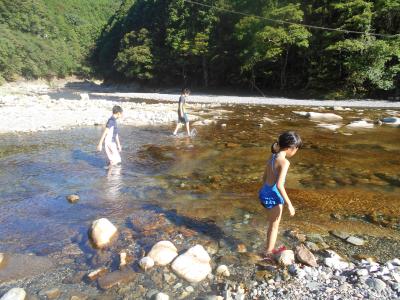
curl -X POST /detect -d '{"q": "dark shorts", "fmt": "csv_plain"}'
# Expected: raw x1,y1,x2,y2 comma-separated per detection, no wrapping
178,113,189,124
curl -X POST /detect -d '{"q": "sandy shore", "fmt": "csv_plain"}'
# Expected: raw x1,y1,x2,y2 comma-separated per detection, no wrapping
1,79,399,133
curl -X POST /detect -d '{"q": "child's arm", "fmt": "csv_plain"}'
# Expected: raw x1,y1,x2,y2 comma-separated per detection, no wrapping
97,128,109,151
116,134,122,152
276,160,295,216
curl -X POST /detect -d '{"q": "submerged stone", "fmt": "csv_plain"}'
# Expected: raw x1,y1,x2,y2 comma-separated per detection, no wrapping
97,269,137,290
90,218,118,248
148,241,178,266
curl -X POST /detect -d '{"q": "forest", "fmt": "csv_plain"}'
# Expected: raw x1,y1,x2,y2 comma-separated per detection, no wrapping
1,0,400,98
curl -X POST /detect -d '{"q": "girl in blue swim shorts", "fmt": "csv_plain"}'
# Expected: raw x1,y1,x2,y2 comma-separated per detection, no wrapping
259,131,302,259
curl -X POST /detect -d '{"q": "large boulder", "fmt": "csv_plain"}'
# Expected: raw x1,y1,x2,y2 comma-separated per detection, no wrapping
0,288,26,300
148,241,178,266
90,218,118,248
171,245,212,283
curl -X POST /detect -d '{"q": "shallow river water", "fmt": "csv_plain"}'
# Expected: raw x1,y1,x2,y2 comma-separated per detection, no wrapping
0,104,399,297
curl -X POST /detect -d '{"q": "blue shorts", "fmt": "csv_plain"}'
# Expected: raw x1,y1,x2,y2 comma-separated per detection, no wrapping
259,184,284,209
178,113,189,124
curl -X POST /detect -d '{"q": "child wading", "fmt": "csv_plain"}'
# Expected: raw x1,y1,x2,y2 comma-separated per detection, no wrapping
97,105,123,166
173,88,191,137
259,131,302,260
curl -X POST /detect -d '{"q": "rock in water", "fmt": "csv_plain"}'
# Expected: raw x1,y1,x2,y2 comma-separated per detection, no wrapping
346,236,365,246
67,195,79,203
66,194,80,203
148,241,178,266
277,250,295,266
216,265,230,277
90,218,117,248
0,288,26,300
293,111,343,122
97,269,136,290
155,293,169,300
295,245,318,267
329,230,350,240
139,256,155,271
171,245,212,283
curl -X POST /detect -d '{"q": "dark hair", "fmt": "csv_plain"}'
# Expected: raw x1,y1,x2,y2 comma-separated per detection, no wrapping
271,131,302,154
112,105,123,114
182,88,190,95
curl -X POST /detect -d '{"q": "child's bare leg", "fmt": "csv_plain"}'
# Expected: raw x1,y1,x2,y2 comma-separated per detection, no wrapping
173,123,181,135
265,204,283,253
185,122,190,136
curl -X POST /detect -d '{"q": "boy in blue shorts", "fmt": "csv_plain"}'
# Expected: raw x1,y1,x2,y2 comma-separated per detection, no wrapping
173,88,191,137
97,105,123,166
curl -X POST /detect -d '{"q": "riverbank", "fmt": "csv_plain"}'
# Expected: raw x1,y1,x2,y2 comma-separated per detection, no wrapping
1,79,400,134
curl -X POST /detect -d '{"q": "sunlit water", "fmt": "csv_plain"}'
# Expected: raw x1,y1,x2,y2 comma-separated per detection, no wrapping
0,105,399,267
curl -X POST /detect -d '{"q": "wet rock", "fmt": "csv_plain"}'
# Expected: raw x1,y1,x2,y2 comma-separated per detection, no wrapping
119,251,133,268
90,218,117,248
38,288,61,299
0,253,55,283
329,230,350,240
216,265,230,277
139,256,155,271
366,278,386,292
0,288,26,300
285,230,306,242
295,244,318,267
87,267,108,281
97,269,137,290
148,241,178,266
316,123,341,131
346,120,374,129
62,271,86,284
277,250,295,266
66,195,79,204
237,244,247,253
171,245,212,283
346,236,365,246
293,111,343,122
154,293,169,300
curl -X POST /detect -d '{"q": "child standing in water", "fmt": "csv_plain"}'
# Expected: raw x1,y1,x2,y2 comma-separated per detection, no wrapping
259,131,302,259
97,105,123,166
173,88,191,137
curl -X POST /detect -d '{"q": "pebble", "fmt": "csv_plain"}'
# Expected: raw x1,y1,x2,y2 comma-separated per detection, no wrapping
155,292,169,300
66,194,79,203
139,256,155,271
346,236,365,246
97,269,137,290
0,288,26,300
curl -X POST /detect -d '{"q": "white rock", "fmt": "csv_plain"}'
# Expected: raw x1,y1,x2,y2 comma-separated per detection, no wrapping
171,245,212,283
90,218,117,248
346,120,374,129
148,241,178,266
277,250,295,266
221,123,227,127
391,258,400,266
216,265,230,277
155,292,169,300
0,288,26,300
80,93,90,101
324,257,349,270
357,269,369,276
139,256,155,271
293,111,343,122
316,123,341,131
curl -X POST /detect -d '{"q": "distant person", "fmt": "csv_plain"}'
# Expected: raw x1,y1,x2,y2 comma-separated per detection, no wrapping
97,105,123,167
259,131,302,260
173,88,191,137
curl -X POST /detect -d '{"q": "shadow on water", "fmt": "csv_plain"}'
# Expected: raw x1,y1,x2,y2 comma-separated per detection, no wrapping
72,149,104,169
141,204,242,251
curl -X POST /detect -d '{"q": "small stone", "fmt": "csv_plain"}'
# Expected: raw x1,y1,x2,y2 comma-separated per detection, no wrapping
306,234,324,243
329,230,350,240
216,265,230,277
87,267,108,281
237,244,247,253
90,218,117,248
97,269,137,290
366,278,386,292
295,244,318,267
66,195,79,203
139,256,154,271
38,288,61,299
356,269,368,276
391,258,400,266
277,250,295,266
346,236,365,246
0,288,26,300
155,292,169,300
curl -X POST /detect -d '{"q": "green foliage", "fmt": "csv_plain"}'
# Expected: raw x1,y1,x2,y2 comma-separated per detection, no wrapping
0,0,121,80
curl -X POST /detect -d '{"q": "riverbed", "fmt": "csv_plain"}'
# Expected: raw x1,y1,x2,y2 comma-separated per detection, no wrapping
0,101,399,298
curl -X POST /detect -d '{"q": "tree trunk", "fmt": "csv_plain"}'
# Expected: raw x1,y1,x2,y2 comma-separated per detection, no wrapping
202,56,208,87
281,47,289,90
